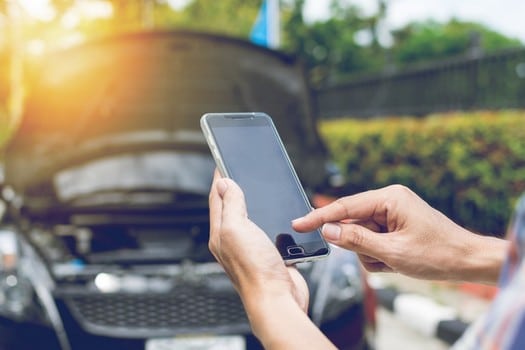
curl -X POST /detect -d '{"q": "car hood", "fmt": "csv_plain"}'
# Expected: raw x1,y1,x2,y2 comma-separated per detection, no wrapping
4,30,328,196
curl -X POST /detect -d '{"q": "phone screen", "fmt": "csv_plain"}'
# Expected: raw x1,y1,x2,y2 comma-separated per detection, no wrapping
202,113,329,262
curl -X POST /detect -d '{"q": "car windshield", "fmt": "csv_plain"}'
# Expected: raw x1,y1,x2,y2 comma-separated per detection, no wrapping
53,150,215,202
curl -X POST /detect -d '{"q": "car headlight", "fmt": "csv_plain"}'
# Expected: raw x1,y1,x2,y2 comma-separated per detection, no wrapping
304,245,364,325
0,227,76,350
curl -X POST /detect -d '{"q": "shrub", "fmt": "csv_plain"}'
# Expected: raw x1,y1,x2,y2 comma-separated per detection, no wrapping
319,110,525,236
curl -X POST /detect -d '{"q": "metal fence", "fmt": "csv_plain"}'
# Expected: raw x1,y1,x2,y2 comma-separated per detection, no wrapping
314,47,525,118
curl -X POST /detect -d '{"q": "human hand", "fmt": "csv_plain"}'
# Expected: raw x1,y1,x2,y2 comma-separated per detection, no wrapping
293,185,507,283
208,171,309,312
209,172,336,349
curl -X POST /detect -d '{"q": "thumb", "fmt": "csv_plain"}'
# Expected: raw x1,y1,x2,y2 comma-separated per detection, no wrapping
322,222,391,259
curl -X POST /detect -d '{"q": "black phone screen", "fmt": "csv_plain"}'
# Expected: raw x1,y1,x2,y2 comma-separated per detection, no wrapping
205,114,329,260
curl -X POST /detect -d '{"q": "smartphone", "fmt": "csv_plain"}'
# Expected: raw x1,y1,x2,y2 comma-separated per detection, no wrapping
201,112,330,264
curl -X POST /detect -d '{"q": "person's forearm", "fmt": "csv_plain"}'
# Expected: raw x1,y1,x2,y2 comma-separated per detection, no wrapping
456,231,509,285
241,292,336,349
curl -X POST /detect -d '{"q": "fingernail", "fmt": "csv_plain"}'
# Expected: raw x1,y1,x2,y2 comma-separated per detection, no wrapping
322,223,341,241
291,218,303,225
216,179,228,197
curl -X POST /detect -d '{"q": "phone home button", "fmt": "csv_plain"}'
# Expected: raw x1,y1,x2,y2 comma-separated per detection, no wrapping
287,246,305,256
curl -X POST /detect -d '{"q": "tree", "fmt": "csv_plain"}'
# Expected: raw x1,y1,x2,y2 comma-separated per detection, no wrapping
3,1,524,111
281,0,388,85
159,0,260,37
390,19,523,66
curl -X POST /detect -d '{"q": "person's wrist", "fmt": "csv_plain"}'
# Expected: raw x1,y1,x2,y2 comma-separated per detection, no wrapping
244,290,326,349
239,279,296,312
239,286,336,349
457,231,509,284
242,289,298,337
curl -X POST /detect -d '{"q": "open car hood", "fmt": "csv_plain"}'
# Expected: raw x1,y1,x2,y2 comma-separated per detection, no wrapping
5,30,328,195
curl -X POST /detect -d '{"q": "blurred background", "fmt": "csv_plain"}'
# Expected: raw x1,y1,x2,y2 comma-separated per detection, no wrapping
0,0,524,349
2,0,524,241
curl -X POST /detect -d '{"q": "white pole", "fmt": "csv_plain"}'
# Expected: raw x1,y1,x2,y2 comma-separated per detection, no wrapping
267,0,280,49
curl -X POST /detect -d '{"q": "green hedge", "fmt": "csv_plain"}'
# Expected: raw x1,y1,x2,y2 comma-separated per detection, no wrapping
319,110,525,236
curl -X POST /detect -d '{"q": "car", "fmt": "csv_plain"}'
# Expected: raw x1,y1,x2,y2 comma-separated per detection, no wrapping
0,30,376,350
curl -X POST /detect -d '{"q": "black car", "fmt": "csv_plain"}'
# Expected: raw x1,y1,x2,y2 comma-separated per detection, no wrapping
0,31,375,350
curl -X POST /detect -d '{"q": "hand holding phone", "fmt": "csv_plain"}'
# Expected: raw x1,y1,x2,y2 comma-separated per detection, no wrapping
201,112,330,264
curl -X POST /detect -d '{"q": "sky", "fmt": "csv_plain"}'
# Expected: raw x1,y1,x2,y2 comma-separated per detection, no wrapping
304,0,525,44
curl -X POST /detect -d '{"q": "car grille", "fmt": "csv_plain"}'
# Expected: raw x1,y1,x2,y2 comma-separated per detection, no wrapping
60,285,250,338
